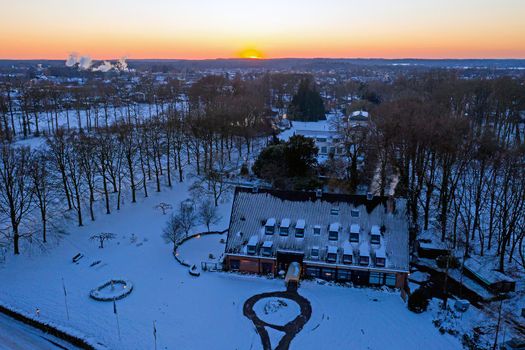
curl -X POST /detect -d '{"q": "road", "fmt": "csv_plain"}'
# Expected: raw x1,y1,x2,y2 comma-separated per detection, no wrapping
0,313,80,350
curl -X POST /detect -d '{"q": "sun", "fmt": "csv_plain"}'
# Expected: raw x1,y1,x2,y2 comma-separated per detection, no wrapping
239,48,264,59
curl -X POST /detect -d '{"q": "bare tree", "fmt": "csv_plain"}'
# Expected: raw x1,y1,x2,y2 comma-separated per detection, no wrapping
0,144,33,254
29,150,54,243
198,199,221,232
90,232,116,248
155,202,173,215
162,214,184,252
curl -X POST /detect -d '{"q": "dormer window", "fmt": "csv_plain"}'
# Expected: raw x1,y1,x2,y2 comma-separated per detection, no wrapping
371,225,381,244
280,218,290,236
262,241,273,257
343,254,352,264
265,218,276,235
247,236,258,255
330,208,339,216
329,223,340,241
313,225,321,235
326,246,338,263
295,219,305,238
311,246,320,259
350,224,360,242
351,209,360,218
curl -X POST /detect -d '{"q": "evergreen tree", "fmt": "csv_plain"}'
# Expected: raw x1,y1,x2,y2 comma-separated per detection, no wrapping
288,78,326,121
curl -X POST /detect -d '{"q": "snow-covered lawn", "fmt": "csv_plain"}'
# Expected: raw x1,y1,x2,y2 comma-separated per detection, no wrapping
254,298,301,326
0,182,463,349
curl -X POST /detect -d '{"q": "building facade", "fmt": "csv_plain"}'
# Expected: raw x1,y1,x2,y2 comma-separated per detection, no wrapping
224,187,410,289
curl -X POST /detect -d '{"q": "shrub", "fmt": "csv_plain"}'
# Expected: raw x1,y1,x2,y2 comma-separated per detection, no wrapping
408,288,430,313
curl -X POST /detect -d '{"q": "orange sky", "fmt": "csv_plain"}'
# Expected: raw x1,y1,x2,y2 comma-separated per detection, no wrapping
1,0,524,59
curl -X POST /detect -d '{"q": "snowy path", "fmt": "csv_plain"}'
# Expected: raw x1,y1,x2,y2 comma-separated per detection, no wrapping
0,313,80,350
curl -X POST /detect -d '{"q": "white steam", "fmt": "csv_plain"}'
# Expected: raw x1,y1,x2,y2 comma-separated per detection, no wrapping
65,53,129,72
92,61,113,72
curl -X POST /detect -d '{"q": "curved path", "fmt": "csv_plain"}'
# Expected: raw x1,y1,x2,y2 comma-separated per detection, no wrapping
243,285,312,350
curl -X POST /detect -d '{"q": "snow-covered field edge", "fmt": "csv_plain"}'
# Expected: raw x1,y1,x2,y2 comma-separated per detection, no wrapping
0,300,105,350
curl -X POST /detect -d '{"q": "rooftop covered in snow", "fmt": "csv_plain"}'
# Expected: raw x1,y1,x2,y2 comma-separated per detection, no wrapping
226,187,410,272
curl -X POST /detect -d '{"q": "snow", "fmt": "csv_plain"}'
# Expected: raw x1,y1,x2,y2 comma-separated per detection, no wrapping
0,180,463,350
350,223,360,234
329,222,340,232
280,218,291,228
327,246,338,254
265,218,276,227
294,283,462,350
295,219,306,230
253,297,301,326
408,271,430,284
359,242,370,257
263,241,274,248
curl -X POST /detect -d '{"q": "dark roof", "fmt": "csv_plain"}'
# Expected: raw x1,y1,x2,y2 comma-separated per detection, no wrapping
235,186,390,214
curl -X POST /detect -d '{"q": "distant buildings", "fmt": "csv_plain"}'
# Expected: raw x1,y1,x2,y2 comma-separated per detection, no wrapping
224,187,410,289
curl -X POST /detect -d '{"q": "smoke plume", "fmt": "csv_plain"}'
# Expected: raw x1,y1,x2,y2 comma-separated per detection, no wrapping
65,53,129,72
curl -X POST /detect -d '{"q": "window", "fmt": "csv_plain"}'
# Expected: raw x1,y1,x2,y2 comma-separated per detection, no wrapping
295,228,304,238
247,245,256,255
337,269,352,281
305,266,320,278
326,253,337,263
229,259,240,271
320,146,327,154
321,268,336,281
311,247,319,259
313,226,321,235
265,218,276,235
369,272,383,285
342,254,352,264
359,256,369,266
375,257,386,267
280,226,289,236
329,147,335,154
371,234,381,245
262,247,272,257
351,209,360,218
330,208,339,215
350,232,359,242
385,274,396,287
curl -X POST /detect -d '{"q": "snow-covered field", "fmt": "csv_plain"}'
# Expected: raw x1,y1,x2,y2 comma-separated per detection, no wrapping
0,180,463,349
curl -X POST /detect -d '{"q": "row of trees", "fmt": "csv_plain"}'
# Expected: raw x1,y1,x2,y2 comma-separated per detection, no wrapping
370,74,525,272
0,75,276,256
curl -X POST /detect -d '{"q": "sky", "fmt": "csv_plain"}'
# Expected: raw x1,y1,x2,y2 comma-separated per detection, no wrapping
0,0,524,60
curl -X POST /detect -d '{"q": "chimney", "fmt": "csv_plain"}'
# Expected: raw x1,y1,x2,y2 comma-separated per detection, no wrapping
315,188,323,198
366,192,374,201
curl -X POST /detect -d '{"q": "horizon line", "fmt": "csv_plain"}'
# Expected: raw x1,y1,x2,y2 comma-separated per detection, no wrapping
1,57,525,62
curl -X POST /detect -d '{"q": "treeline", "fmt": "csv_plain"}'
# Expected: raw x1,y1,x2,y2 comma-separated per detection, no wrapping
0,75,274,256
369,73,525,272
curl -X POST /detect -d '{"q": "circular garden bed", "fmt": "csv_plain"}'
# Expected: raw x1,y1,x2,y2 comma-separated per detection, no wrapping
89,279,133,301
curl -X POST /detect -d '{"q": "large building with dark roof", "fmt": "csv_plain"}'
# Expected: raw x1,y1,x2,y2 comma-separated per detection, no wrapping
224,187,410,289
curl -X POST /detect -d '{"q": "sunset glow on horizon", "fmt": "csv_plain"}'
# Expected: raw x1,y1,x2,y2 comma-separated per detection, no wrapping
1,0,525,60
